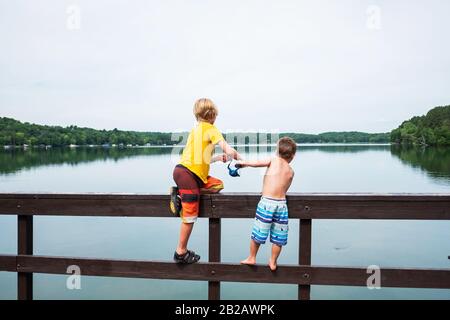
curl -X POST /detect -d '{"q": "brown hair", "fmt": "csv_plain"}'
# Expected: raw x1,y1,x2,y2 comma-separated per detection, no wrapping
277,137,297,160
193,98,218,123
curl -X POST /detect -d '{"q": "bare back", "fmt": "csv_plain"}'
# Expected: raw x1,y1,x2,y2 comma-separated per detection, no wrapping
261,157,294,199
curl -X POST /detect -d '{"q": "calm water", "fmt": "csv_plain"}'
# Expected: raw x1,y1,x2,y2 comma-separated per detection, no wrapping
0,145,449,300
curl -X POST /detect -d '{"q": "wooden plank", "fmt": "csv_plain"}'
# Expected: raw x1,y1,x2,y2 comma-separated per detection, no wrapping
0,255,17,272
288,199,450,220
309,266,450,289
17,215,33,300
208,217,221,300
211,193,450,219
0,194,212,218
18,215,33,255
13,255,450,288
210,194,259,219
298,219,312,300
1,193,449,220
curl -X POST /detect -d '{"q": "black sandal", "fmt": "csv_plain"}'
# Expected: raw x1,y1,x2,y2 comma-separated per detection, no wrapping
169,186,182,216
173,250,200,264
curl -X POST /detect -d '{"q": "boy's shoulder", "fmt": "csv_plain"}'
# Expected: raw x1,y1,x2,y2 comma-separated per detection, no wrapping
274,156,294,174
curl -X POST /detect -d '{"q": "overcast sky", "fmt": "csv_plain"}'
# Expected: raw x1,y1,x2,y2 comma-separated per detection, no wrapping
0,0,449,133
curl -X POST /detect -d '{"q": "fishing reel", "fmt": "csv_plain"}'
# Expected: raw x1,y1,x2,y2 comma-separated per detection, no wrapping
227,160,242,177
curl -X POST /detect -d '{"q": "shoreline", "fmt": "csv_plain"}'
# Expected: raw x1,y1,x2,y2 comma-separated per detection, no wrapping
2,142,394,150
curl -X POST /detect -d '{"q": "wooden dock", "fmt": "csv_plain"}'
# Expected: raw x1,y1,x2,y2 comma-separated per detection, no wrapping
0,193,449,300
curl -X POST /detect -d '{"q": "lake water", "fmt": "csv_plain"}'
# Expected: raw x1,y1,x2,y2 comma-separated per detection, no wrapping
0,144,449,300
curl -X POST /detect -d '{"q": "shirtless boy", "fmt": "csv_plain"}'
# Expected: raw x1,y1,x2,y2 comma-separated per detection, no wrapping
238,137,297,271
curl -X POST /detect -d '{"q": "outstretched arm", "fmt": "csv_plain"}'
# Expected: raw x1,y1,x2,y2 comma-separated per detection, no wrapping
211,153,229,163
218,140,243,160
237,158,271,168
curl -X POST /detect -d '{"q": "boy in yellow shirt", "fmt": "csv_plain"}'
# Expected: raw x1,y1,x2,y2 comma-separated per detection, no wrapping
170,98,242,264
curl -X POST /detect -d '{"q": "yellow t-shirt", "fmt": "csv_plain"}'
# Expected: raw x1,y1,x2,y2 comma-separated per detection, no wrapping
180,121,224,183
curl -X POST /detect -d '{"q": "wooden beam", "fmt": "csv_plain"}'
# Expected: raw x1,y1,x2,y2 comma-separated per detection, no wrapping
0,193,449,219
17,216,33,300
9,255,450,289
0,194,211,217
208,218,221,300
210,193,450,219
299,219,312,300
0,255,17,272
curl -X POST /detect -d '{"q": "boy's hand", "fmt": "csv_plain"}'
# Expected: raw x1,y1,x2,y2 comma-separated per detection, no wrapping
220,153,230,163
235,161,246,168
212,153,230,163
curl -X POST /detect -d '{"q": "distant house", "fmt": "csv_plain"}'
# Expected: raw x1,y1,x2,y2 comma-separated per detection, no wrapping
69,144,77,148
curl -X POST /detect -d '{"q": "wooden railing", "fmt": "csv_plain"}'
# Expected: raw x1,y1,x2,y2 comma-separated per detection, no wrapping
0,193,450,300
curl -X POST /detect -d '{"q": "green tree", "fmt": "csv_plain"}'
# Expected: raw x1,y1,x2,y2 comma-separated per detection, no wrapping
391,105,450,146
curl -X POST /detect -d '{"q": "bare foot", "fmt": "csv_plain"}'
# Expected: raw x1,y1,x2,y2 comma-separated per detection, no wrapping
240,257,256,265
269,259,277,271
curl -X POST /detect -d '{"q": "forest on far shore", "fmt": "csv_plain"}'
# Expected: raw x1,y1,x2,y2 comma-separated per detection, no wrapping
0,117,390,147
390,105,450,146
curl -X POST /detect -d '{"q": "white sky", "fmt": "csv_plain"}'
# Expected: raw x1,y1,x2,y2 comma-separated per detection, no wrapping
0,0,449,133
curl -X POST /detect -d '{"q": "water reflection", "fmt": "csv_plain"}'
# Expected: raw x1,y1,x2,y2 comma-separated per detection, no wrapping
295,144,390,153
1,145,449,187
0,147,174,175
390,146,450,184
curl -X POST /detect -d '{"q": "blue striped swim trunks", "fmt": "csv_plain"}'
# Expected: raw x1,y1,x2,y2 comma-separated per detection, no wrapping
251,196,289,246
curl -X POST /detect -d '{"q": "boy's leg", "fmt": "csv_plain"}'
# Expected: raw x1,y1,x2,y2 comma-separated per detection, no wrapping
176,189,200,256
269,205,289,271
241,198,272,265
240,239,260,265
176,222,194,255
200,176,224,194
269,244,282,271
173,165,201,261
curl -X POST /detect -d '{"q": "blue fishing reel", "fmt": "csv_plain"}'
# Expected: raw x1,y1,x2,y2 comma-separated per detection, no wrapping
227,160,242,177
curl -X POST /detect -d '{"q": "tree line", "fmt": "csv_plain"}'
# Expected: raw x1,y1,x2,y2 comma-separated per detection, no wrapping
0,117,177,146
283,132,389,143
0,116,391,147
390,105,450,146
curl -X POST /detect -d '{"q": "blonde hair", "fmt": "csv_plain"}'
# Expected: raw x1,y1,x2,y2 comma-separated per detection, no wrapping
194,98,218,123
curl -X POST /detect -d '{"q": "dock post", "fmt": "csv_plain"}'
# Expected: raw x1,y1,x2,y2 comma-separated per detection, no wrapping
17,215,33,300
299,218,312,300
208,217,221,300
